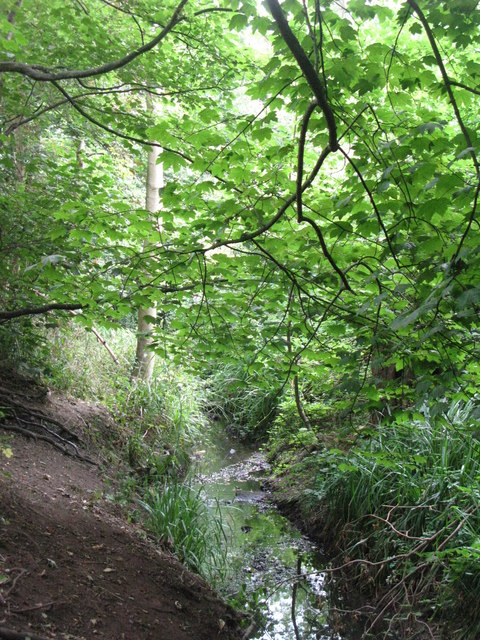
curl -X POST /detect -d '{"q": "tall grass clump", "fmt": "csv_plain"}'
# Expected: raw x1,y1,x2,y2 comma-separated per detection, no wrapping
138,480,227,584
206,363,279,440
307,401,480,639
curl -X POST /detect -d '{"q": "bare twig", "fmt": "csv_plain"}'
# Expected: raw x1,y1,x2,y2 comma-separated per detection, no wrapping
90,327,119,365
4,569,27,597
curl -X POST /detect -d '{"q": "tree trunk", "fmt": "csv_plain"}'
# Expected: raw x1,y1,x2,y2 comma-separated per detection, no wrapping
132,143,163,380
286,319,311,429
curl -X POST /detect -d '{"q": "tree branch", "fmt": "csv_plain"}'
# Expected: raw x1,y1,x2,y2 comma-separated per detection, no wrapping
297,101,351,291
50,80,192,161
407,0,479,175
0,0,188,81
448,79,480,97
339,146,402,271
0,303,84,322
266,0,338,150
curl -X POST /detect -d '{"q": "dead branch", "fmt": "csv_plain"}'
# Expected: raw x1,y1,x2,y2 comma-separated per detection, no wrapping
91,327,119,365
4,569,27,597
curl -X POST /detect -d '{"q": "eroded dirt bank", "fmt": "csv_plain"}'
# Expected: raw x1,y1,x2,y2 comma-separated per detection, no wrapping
0,373,243,640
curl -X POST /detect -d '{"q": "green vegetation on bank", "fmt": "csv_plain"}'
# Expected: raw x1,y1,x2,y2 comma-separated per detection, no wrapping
267,396,480,639
138,481,227,585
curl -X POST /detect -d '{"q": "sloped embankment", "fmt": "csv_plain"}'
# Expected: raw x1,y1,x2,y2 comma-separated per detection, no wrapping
0,371,242,640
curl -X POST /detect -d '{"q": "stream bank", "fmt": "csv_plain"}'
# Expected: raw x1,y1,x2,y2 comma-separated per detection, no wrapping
0,370,244,640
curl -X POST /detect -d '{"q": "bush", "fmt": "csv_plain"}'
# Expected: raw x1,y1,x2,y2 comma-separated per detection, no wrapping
205,363,279,440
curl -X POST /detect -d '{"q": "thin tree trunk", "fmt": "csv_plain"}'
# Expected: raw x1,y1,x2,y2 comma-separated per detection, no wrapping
287,319,311,429
132,142,163,380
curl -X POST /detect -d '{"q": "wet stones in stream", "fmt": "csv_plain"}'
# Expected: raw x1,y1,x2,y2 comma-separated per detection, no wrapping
200,451,270,484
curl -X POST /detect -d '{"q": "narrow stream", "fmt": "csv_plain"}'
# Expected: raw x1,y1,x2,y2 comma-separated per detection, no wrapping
195,428,362,640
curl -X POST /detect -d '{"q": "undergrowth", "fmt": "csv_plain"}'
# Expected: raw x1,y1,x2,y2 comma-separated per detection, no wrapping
0,321,227,584
205,363,279,440
293,401,480,639
35,324,208,475
138,480,227,584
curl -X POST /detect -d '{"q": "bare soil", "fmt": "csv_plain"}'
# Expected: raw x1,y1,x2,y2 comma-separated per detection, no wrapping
0,371,243,640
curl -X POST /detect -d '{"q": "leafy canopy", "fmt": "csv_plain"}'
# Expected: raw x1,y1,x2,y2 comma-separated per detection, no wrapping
1,0,480,412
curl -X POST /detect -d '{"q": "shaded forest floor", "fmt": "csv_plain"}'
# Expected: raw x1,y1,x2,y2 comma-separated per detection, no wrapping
0,371,243,640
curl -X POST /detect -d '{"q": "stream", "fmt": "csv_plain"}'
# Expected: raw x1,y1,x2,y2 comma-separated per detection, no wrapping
195,428,362,640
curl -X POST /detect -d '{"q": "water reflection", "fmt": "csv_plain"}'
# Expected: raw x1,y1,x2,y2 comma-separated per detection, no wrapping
194,434,353,640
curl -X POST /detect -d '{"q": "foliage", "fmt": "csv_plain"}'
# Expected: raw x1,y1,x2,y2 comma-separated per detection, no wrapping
205,363,279,440
138,480,227,584
299,401,480,638
2,0,480,411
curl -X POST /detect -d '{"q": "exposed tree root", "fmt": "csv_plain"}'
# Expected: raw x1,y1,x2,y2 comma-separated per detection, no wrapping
0,387,95,465
0,626,56,640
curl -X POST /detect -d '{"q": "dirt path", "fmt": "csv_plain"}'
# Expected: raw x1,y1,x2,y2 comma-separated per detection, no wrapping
0,376,243,640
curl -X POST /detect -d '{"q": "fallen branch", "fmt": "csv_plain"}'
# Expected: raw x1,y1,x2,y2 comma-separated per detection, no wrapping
9,602,54,614
4,568,27,597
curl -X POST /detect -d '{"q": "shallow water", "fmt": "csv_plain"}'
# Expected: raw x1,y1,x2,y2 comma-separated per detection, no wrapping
195,428,361,640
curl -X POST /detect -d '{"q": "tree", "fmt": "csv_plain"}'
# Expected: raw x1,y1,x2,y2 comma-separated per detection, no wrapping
132,135,163,381
1,0,480,416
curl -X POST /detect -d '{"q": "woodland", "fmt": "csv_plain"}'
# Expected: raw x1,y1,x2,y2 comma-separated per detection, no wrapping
2,0,480,638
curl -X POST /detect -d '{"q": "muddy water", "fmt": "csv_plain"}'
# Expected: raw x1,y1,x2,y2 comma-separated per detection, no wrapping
195,429,361,640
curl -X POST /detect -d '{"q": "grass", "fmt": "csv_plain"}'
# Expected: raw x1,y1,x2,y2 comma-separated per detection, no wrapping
33,323,208,474
297,400,480,638
138,480,228,584
205,363,279,440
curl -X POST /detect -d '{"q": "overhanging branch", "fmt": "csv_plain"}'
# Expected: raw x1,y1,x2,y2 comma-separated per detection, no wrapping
266,0,338,150
0,303,84,322
407,0,479,175
0,0,188,81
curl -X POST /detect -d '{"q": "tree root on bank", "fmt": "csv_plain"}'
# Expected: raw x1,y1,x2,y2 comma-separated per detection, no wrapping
0,389,95,465
0,626,57,640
